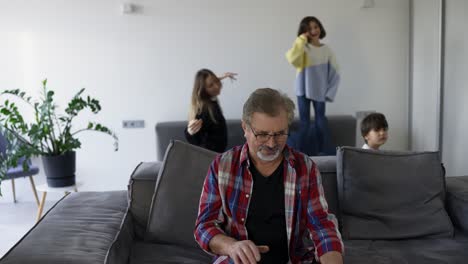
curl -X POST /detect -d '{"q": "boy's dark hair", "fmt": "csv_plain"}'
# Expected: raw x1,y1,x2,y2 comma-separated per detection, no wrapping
297,16,326,39
360,113,388,139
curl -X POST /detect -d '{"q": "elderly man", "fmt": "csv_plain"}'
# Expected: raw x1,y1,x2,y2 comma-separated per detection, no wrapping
194,88,343,264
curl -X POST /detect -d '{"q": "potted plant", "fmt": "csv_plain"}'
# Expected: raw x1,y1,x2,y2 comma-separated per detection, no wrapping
0,79,118,189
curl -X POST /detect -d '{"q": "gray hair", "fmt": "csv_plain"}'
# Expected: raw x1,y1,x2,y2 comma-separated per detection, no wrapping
242,88,295,126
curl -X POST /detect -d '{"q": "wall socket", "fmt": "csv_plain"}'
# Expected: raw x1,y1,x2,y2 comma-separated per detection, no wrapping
122,120,145,129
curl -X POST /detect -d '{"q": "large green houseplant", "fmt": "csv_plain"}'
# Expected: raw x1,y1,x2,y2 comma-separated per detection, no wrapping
0,79,118,190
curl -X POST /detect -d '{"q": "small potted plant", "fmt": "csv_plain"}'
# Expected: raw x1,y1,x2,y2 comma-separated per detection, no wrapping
0,79,118,188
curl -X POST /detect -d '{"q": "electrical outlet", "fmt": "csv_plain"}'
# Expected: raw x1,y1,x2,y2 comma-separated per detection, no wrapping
122,120,145,129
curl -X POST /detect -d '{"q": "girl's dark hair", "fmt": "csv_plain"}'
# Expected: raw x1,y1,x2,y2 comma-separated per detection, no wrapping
360,113,389,138
297,16,326,39
189,68,221,123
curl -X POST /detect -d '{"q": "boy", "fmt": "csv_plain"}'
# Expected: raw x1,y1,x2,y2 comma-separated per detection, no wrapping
360,113,388,150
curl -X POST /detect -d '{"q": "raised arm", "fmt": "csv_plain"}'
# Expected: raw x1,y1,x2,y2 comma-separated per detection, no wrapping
285,35,309,70
218,72,238,81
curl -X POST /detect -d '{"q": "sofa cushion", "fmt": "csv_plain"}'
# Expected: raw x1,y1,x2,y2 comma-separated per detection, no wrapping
446,176,468,233
336,147,453,240
343,231,468,264
129,242,212,264
0,191,129,264
145,140,217,249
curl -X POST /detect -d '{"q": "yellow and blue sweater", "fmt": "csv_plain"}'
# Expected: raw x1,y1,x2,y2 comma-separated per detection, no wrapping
286,36,340,102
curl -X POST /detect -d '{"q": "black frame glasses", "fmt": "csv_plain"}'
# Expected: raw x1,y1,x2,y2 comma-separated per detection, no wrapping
249,126,289,143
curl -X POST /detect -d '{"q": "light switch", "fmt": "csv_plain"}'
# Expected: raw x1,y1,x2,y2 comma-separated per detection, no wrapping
122,120,145,129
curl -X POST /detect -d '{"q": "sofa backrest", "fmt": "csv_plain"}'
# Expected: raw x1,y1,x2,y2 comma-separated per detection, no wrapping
155,115,357,160
310,156,340,219
144,141,218,248
128,156,340,240
155,120,244,161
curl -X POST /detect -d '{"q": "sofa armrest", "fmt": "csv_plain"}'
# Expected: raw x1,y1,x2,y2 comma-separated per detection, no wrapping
128,161,162,239
0,191,133,264
105,200,134,264
446,176,468,234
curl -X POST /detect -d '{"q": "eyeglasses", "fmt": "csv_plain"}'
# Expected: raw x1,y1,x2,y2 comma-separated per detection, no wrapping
249,126,289,143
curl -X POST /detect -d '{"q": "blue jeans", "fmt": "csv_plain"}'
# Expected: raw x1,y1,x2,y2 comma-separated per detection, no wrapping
288,96,335,155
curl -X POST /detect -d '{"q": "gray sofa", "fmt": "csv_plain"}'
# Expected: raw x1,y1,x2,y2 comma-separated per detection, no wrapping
155,115,357,160
2,141,468,264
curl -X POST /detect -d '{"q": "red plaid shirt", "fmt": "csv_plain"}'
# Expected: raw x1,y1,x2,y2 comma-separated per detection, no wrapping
194,144,343,263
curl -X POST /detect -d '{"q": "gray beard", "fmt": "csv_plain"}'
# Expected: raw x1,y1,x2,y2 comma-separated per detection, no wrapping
256,149,281,161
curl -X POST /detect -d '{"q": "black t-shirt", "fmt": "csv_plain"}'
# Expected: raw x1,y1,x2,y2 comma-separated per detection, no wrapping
246,160,289,264
184,100,227,153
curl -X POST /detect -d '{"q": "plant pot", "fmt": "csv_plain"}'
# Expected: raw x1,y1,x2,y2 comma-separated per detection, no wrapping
42,151,76,187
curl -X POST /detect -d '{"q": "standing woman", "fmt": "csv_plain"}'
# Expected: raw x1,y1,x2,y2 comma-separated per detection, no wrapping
286,16,340,155
185,69,237,152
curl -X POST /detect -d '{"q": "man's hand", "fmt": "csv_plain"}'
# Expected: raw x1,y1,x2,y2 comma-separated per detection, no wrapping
187,119,203,135
227,240,269,264
319,251,343,264
209,235,269,264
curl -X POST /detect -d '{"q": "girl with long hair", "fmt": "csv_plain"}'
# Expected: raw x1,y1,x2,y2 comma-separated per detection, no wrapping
185,69,237,152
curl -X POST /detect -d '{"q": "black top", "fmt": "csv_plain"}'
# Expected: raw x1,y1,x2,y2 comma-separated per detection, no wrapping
246,159,289,264
184,100,227,153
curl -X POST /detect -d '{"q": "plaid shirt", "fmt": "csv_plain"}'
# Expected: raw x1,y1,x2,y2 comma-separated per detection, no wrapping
194,144,343,263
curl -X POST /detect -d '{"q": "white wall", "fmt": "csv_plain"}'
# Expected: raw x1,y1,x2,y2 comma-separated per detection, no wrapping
410,0,468,176
443,0,468,176
410,0,441,151
0,0,410,201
